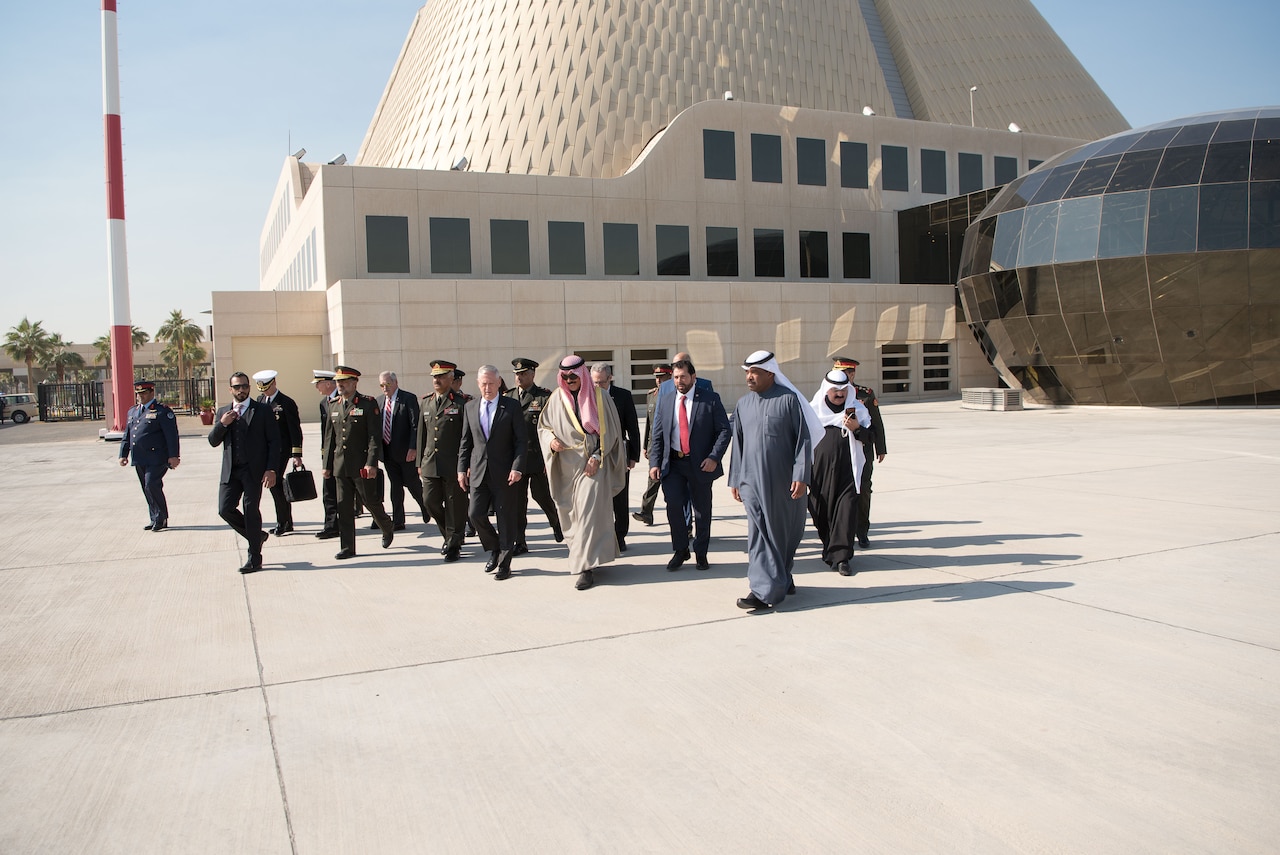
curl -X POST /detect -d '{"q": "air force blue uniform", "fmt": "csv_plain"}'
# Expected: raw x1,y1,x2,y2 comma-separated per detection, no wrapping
120,399,180,527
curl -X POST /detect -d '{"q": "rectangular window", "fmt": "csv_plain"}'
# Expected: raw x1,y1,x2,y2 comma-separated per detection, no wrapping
1028,158,1045,171
366,215,410,274
994,156,1019,186
751,134,782,183
548,221,586,275
630,348,669,392
603,222,640,275
706,226,739,276
703,129,736,180
921,149,947,194
490,219,530,275
881,343,911,393
429,217,471,274
754,228,784,277
1198,183,1249,251
798,230,829,278
958,152,984,194
882,145,909,191
656,224,690,275
842,232,871,278
797,137,827,186
922,342,951,392
840,141,869,188
1147,186,1199,254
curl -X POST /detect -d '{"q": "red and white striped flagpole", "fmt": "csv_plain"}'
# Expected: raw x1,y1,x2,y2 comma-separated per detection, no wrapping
102,0,135,431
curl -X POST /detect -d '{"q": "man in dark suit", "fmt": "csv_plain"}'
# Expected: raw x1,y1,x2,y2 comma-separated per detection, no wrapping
253,370,303,536
649,358,731,571
832,356,888,548
418,360,470,562
506,357,563,552
376,370,427,531
458,365,527,580
322,365,395,560
632,363,671,527
118,378,180,532
591,362,641,552
311,370,340,538
208,372,282,573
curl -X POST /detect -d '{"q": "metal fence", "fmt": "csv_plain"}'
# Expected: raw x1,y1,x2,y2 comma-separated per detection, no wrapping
37,378,215,421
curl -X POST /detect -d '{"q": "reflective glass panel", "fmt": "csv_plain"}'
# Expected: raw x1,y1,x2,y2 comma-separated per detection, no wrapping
1098,257,1151,311
490,219,530,275
1249,181,1280,248
959,152,983,194
753,229,785,276
655,224,690,275
1212,119,1256,142
1106,149,1162,192
1127,126,1179,152
1202,141,1251,183
882,145,909,192
1028,164,1081,204
548,221,586,275
1171,123,1217,146
994,156,1018,186
1019,265,1061,316
1055,262,1103,313
1152,145,1206,188
602,222,639,275
840,141,869,188
429,216,471,274
751,134,782,183
706,226,738,276
1253,136,1280,182
1018,202,1059,267
921,149,947,194
1054,196,1103,263
798,231,829,278
797,137,827,186
1147,186,1199,254
991,209,1024,271
842,232,871,278
703,129,736,180
1063,154,1121,198
1098,191,1149,259
1198,183,1249,251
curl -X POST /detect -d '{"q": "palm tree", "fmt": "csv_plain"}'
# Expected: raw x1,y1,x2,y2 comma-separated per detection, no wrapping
3,317,52,391
156,310,203,383
40,334,87,383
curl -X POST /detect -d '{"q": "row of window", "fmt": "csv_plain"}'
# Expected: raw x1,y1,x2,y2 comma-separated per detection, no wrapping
367,216,874,279
702,129,1037,195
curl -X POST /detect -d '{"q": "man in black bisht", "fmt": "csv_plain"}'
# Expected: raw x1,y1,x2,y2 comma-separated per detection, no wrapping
506,357,563,553
591,361,641,553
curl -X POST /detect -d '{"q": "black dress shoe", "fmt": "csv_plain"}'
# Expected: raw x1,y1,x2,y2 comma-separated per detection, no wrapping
513,543,529,556
617,537,627,553
695,554,709,570
575,569,594,590
369,521,381,530
736,593,771,610
316,529,340,540
858,536,870,549
444,546,461,562
239,557,263,574
836,561,855,576
484,551,499,572
335,549,356,560
666,549,691,571
393,523,406,531
553,528,564,543
465,523,476,537
495,562,512,581
631,512,652,526
787,581,797,595
143,523,155,531
151,520,168,532
270,523,293,536
381,529,394,549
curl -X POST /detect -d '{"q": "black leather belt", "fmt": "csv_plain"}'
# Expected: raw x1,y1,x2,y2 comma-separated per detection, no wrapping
671,450,687,458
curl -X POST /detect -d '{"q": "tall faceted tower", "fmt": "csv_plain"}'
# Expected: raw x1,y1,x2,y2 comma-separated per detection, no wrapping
357,0,1127,178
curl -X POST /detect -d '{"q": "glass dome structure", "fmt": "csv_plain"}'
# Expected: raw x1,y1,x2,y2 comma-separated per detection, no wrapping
958,108,1280,405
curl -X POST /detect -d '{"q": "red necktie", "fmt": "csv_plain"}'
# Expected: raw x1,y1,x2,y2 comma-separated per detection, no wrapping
678,394,690,455
383,395,393,444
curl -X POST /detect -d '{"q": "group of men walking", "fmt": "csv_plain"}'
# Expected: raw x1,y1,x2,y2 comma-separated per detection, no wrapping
118,349,887,606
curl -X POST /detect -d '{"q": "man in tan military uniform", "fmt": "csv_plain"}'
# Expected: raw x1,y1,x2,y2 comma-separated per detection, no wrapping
321,365,395,559
418,359,470,561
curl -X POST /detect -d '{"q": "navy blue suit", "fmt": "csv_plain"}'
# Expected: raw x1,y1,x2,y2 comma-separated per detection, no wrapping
120,400,180,526
649,383,731,557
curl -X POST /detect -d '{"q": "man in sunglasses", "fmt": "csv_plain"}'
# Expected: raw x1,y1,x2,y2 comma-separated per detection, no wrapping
208,372,282,573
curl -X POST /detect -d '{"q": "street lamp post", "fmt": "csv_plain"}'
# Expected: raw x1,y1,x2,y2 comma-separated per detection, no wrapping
969,86,978,127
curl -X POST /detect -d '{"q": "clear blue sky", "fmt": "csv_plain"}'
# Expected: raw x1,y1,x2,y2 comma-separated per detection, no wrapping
1,0,1276,344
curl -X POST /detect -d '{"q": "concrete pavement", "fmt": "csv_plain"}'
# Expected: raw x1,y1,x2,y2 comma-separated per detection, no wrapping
1,402,1277,853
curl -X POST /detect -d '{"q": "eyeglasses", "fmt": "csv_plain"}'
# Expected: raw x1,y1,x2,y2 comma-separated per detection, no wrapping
230,384,249,390
379,383,394,387
561,373,580,381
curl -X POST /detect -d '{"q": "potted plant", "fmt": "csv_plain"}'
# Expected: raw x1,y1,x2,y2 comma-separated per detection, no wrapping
198,398,216,425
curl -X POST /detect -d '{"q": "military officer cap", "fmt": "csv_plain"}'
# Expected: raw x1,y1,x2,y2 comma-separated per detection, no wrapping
333,365,361,380
512,357,539,373
831,355,861,369
652,363,673,377
454,368,466,379
133,379,155,392
310,369,335,384
252,369,278,391
430,360,457,376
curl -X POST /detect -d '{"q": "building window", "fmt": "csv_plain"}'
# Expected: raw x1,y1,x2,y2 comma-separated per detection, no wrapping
656,224,690,275
881,343,911,393
994,155,1019,186
751,134,782,183
548,221,586,275
366,215,410,274
703,129,736,180
797,137,827,186
429,217,471,274
603,222,640,275
754,228,785,277
706,226,739,276
798,231,829,278
842,232,871,279
490,219,530,275
1028,158,1045,171
882,145,909,191
923,342,951,392
630,348,669,394
921,149,947,194
958,153,984,194
840,141,869,188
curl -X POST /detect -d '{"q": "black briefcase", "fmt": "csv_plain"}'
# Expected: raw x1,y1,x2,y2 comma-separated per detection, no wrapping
283,465,318,502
